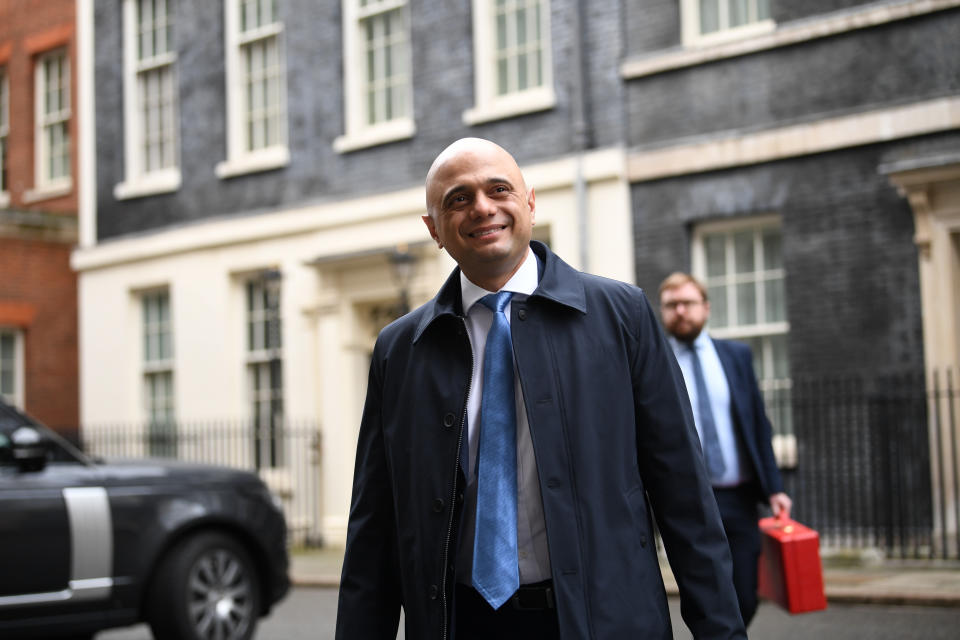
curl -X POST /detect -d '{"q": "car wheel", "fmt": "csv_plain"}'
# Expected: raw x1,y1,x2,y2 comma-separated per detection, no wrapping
147,531,261,640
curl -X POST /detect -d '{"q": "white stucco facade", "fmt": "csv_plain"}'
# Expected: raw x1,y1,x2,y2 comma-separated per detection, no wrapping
72,147,634,544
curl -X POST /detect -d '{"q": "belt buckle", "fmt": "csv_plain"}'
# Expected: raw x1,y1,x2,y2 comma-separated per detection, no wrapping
510,584,555,611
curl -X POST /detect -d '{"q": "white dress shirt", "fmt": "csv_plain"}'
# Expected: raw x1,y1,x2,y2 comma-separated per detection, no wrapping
668,332,753,488
455,247,552,586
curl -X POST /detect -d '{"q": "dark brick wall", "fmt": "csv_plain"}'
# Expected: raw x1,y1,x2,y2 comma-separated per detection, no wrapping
624,0,681,56
626,9,960,147
94,0,628,240
631,139,927,380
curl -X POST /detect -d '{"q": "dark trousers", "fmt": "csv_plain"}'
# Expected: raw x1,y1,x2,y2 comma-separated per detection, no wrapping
454,583,560,640
714,485,762,626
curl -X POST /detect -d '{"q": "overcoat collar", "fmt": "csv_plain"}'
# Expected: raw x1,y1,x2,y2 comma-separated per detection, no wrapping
413,240,587,343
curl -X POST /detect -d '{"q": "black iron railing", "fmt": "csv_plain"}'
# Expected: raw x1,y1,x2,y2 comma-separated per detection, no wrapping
80,420,324,547
78,371,960,560
779,371,959,560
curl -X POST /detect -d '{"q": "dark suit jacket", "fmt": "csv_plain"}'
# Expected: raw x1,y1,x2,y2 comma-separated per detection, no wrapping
713,338,784,503
336,241,746,639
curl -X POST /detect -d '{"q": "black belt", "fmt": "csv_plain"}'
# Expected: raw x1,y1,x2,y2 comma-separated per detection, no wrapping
510,580,555,611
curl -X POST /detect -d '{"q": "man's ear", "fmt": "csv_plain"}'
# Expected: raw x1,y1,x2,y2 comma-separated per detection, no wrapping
422,215,442,249
528,187,536,224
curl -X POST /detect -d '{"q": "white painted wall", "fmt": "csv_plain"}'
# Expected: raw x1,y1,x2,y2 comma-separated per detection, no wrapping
74,147,633,544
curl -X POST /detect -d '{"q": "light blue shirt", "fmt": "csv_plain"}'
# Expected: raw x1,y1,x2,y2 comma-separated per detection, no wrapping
669,332,752,488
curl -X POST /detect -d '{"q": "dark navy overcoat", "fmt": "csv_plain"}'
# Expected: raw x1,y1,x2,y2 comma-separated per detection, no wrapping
336,242,746,639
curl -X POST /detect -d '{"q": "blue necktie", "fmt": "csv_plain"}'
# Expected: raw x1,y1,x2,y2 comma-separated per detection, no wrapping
472,291,519,609
688,343,727,482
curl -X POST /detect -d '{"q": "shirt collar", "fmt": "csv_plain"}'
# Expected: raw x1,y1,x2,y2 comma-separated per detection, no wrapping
460,247,538,313
669,330,712,352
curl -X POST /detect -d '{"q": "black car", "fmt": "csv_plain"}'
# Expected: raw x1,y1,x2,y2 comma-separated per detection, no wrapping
0,401,290,639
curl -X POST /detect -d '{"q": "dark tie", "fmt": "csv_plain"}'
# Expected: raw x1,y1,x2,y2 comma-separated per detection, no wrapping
688,343,727,482
471,291,519,609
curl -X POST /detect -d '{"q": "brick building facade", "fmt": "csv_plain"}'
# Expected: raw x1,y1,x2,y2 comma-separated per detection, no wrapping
0,0,79,438
75,1,960,549
621,0,960,547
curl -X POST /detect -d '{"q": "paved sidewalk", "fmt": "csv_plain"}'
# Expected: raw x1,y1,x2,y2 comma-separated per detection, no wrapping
291,547,960,607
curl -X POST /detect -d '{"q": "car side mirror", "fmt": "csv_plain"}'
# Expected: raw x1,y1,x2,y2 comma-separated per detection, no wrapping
11,426,50,472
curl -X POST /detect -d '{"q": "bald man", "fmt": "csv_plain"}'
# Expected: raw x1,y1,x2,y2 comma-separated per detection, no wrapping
335,138,745,640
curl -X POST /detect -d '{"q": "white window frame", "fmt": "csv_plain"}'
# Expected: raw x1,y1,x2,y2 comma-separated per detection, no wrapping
245,272,284,469
463,0,555,126
333,0,415,153
217,0,290,179
26,49,72,203
141,289,175,444
680,0,775,48
0,66,9,207
0,328,25,409
692,214,788,340
115,0,181,200
692,215,796,467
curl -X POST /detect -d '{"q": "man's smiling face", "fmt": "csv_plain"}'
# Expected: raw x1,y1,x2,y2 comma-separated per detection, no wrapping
423,139,535,291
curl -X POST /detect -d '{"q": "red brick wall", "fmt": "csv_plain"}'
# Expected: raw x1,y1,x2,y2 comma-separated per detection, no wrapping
0,0,78,213
0,235,78,436
0,0,79,437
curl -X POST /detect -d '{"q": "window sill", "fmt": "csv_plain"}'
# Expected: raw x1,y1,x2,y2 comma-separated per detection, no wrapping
683,19,775,49
0,192,9,208
22,181,72,203
462,87,556,125
333,119,415,153
216,146,290,179
622,0,954,79
114,169,182,200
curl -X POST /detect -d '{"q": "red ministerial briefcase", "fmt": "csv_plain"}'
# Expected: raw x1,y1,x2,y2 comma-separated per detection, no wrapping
756,516,827,614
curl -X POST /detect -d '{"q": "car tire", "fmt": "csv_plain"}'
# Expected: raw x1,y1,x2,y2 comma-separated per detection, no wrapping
147,531,261,640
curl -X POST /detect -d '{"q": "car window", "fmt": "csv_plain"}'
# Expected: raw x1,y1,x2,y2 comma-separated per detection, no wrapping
0,431,11,464
0,403,91,467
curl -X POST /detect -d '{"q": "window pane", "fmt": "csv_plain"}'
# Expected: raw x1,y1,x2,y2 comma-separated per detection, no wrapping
0,137,7,193
733,230,754,274
762,227,782,270
770,333,789,378
742,335,764,380
704,234,726,277
516,6,527,46
764,276,785,323
756,0,770,21
361,6,406,125
1,68,7,194
729,0,749,28
493,0,545,97
736,282,756,325
707,284,728,328
699,0,720,34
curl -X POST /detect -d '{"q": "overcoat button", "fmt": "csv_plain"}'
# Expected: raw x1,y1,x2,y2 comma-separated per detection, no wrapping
433,498,444,513
429,585,439,600
518,309,527,320
640,534,648,547
457,492,464,503
443,413,456,428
